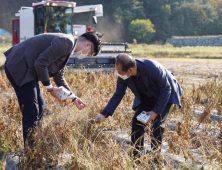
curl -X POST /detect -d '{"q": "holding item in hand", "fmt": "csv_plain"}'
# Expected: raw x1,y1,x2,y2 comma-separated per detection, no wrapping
4,31,103,148
95,53,182,157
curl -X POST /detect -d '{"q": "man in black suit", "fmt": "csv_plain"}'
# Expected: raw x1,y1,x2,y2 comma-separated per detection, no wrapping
4,32,103,148
95,54,182,158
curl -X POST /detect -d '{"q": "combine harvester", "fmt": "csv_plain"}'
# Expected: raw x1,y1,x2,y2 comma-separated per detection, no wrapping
12,1,132,69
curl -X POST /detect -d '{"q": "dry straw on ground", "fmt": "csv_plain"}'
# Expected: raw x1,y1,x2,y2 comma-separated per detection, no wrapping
0,67,222,169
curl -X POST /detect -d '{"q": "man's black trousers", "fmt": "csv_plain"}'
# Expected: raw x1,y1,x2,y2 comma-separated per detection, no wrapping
5,63,45,148
131,98,172,155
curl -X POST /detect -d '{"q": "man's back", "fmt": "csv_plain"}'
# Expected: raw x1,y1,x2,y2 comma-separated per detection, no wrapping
4,33,75,86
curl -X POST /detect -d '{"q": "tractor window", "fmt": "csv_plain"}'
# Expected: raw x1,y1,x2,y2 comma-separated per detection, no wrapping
34,6,45,35
45,6,73,34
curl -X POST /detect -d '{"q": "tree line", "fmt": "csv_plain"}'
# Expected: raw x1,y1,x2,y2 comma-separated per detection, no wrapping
1,0,222,43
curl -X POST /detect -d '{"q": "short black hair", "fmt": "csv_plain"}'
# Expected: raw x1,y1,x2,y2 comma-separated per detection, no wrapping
115,53,136,72
80,31,103,56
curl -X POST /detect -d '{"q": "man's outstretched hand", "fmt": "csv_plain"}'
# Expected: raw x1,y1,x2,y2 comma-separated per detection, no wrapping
73,98,87,110
48,87,87,110
95,114,105,124
48,87,63,100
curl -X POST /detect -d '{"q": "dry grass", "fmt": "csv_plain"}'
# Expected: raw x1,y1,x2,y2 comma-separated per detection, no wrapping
0,44,11,55
1,44,222,169
0,66,221,169
131,43,222,59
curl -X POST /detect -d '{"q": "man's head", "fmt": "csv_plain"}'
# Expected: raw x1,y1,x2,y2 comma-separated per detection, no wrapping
115,53,136,80
74,31,103,59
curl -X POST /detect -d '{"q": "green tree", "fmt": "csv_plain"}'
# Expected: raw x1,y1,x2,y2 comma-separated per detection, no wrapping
68,0,146,42
171,1,218,36
128,19,155,43
1,0,222,43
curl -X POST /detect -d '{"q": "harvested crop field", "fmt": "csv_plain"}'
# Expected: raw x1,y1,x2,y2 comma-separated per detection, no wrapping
1,49,222,169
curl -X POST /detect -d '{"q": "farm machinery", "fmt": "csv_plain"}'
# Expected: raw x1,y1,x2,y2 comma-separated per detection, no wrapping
12,1,132,68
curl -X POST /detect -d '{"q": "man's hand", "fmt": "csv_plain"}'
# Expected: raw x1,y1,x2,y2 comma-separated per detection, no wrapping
48,87,63,100
73,98,87,110
95,114,105,124
146,111,158,123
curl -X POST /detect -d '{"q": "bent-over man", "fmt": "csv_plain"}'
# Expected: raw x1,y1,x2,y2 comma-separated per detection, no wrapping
95,53,182,159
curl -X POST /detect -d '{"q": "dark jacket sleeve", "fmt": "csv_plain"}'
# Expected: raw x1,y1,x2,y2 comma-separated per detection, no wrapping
53,68,72,92
34,37,72,82
150,66,171,115
102,77,127,117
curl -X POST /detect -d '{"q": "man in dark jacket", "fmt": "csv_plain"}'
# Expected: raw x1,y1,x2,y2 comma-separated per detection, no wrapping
4,32,103,148
95,53,182,157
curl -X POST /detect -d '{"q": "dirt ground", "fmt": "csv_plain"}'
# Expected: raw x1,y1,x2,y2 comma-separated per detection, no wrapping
154,58,222,85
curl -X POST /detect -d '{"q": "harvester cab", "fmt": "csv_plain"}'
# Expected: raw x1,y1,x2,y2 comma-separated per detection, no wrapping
12,1,132,69
34,2,75,34
13,1,76,44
